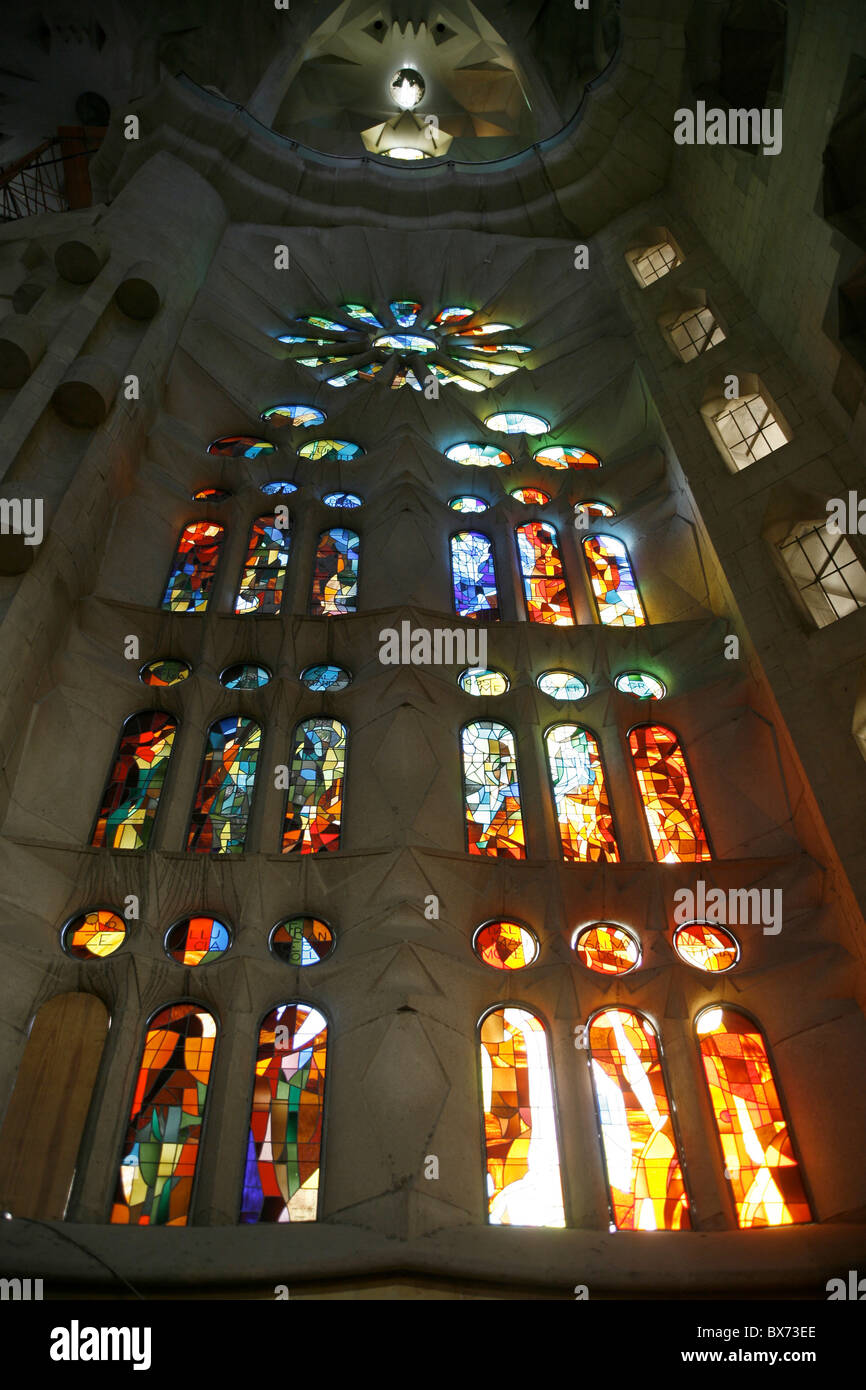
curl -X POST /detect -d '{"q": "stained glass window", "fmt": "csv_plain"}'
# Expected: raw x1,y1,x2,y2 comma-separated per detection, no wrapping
628,724,711,863
91,711,177,850
449,496,488,514
480,1007,565,1227
574,499,615,520
588,1008,690,1231
191,487,231,503
235,514,290,615
537,670,588,700
446,442,513,468
300,664,352,693
450,531,499,622
260,404,326,429
282,718,347,854
164,916,231,965
343,303,383,329
61,908,126,959
208,436,274,459
269,917,335,966
696,1007,810,1227
534,446,601,470
220,663,271,690
458,667,509,696
390,300,421,327
322,492,362,509
139,659,191,687
473,920,539,970
461,720,525,859
574,924,640,974
373,333,436,353
186,716,261,854
431,306,474,327
261,480,298,496
161,521,224,613
241,1003,327,1224
311,528,359,616
485,412,548,435
545,724,619,863
111,1003,216,1226
615,671,666,700
583,534,646,627
511,488,550,505
516,522,575,625
674,922,739,972
298,439,364,462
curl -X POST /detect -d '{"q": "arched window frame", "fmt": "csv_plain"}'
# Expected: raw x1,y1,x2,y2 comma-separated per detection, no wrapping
234,511,292,616
459,718,527,860
159,518,226,614
543,721,621,864
89,708,180,852
309,526,361,616
281,716,349,854
185,714,263,855
448,527,500,622
582,532,647,628
514,519,576,625
627,722,713,863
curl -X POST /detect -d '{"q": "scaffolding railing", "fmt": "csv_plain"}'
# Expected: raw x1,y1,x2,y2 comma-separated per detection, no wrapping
0,127,106,222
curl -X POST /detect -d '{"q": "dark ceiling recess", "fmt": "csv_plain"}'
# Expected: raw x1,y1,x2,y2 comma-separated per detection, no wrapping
823,59,866,252
75,92,110,127
686,0,787,152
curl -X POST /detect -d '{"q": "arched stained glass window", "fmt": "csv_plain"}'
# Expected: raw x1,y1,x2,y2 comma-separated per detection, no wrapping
588,1008,690,1231
235,514,290,615
696,1007,810,1228
241,1003,328,1223
91,711,177,850
450,531,499,621
311,528,359,615
461,720,525,859
583,534,646,627
111,1003,217,1226
545,724,619,862
161,522,224,613
282,718,347,853
479,1007,565,1227
516,522,575,625
187,717,261,854
628,724,711,863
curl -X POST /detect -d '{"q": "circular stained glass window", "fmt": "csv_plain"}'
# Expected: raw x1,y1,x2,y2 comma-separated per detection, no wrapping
510,487,550,505
220,663,272,690
615,671,666,700
261,404,326,429
574,923,641,975
574,500,616,520
207,436,274,459
537,670,588,701
261,480,298,496
449,496,488,514
533,446,601,470
300,664,352,692
139,658,191,687
164,916,231,966
270,917,335,966
445,442,512,468
458,667,510,696
62,908,127,960
473,919,539,970
484,412,549,436
191,487,232,503
673,922,739,973
298,439,363,462
322,492,363,509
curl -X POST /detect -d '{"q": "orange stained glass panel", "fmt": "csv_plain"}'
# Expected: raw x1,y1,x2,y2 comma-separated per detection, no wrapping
628,724,711,863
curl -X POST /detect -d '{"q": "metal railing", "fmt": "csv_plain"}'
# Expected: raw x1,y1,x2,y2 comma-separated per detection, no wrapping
0,128,105,222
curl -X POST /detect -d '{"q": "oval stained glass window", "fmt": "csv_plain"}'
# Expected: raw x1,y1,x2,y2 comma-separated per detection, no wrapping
298,439,363,462
473,919,539,970
261,404,326,429
139,659,191,687
164,916,231,966
373,333,437,353
220,663,272,690
62,908,127,960
445,442,513,468
574,500,615,520
615,671,666,700
511,488,550,505
485,412,549,435
674,922,739,972
191,488,232,503
300,664,352,693
537,670,588,701
322,492,363,509
261,481,298,496
534,446,601,470
449,496,488,514
431,306,474,327
458,667,510,696
208,436,275,459
269,917,335,966
574,923,640,974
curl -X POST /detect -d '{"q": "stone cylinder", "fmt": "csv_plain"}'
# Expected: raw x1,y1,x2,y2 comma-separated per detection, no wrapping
0,317,46,389
51,356,119,428
54,229,109,284
114,260,165,320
